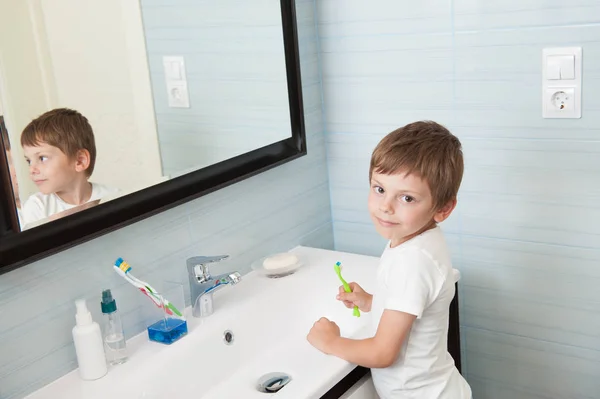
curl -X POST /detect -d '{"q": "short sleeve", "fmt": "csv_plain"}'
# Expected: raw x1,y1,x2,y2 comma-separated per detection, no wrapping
382,248,445,318
90,183,121,202
21,195,45,229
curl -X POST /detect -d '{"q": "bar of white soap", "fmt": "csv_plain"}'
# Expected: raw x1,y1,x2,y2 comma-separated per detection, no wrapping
263,253,299,270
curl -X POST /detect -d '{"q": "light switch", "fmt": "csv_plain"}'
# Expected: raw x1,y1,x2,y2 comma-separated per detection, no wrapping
546,56,561,80
547,55,575,80
558,55,575,79
163,56,185,80
167,62,182,80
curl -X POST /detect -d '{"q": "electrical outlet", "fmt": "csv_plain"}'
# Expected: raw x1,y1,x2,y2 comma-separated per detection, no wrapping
544,87,577,118
167,81,190,108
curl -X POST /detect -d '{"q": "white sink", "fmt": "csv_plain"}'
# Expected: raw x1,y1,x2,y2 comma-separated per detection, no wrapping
25,246,380,399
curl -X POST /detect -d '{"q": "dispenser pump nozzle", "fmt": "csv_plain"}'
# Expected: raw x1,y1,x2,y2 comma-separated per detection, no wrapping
101,289,117,314
75,299,92,326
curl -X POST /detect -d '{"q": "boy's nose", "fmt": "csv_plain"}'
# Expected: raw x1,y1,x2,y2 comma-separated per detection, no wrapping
379,198,393,214
29,164,39,175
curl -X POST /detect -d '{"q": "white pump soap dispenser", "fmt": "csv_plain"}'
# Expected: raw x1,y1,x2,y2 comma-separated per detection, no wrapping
72,298,107,380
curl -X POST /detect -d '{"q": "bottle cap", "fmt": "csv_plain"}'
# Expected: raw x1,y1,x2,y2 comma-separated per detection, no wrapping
75,299,92,326
101,289,117,314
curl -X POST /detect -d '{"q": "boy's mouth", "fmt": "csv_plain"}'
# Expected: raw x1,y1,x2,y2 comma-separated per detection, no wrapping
34,179,47,185
376,217,398,227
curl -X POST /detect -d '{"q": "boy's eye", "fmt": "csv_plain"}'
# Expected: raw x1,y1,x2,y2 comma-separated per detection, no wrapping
39,156,48,162
373,186,384,194
401,195,415,203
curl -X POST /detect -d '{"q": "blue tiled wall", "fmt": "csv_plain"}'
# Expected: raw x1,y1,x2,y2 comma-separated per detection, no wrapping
0,1,326,398
319,1,600,398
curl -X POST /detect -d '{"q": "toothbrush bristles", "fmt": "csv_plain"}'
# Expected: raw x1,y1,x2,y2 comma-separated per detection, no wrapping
118,262,131,273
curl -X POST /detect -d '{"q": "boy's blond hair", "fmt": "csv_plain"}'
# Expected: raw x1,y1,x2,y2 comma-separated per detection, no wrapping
21,108,96,177
369,121,464,211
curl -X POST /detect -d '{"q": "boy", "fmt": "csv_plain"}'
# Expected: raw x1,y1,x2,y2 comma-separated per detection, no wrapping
307,121,472,398
20,108,117,229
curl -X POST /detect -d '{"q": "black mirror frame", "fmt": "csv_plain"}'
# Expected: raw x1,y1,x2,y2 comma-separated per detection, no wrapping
0,0,305,275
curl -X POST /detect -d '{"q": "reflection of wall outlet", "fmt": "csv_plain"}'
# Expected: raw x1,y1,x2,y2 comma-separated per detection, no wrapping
543,87,578,118
167,81,190,108
163,55,190,108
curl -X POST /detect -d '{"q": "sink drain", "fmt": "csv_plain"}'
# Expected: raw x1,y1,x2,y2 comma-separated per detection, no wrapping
257,372,292,393
223,330,234,345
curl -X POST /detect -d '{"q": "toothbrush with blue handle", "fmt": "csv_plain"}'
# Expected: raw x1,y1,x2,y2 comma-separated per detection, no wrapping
334,261,360,317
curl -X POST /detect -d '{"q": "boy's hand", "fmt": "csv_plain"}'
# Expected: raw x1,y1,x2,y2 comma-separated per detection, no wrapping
307,317,340,354
337,282,372,312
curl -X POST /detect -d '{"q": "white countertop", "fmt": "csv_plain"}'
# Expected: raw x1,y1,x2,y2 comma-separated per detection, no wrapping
25,246,381,399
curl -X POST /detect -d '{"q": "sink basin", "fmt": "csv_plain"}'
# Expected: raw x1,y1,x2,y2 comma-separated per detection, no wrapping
25,246,379,399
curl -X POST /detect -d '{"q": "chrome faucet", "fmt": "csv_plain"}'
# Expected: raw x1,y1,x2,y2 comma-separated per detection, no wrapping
186,255,241,318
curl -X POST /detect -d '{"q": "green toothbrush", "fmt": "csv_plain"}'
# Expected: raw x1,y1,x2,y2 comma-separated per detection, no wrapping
334,261,360,317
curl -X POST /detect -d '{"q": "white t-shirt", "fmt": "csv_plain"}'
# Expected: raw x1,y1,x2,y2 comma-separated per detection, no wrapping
370,226,472,399
21,182,118,230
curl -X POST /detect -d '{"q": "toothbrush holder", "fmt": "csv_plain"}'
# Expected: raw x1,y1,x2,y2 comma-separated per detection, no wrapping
138,280,188,345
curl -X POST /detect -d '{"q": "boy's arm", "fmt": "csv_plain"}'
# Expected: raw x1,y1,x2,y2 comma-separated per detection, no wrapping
309,309,416,368
310,249,443,367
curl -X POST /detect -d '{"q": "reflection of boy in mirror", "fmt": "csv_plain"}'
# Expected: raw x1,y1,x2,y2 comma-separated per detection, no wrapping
1,116,23,225
20,108,117,229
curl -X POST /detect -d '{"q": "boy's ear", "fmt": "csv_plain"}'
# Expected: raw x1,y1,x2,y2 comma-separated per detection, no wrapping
433,198,457,223
74,149,91,173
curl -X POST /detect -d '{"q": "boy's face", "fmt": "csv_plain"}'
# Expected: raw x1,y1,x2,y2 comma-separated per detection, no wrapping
23,143,82,195
368,171,455,248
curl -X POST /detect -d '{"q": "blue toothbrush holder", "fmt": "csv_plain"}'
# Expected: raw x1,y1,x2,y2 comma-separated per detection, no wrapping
139,279,188,345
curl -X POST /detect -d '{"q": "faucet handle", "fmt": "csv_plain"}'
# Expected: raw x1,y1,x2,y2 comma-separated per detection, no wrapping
186,255,229,281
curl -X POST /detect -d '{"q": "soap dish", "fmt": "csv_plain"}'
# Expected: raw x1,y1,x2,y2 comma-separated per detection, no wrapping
251,253,304,278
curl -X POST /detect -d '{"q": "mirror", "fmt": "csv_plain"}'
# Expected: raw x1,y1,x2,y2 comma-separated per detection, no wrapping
0,0,293,231
0,0,305,271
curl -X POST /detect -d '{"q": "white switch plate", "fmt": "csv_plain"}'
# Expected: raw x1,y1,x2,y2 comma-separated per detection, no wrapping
163,56,190,108
542,47,582,118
